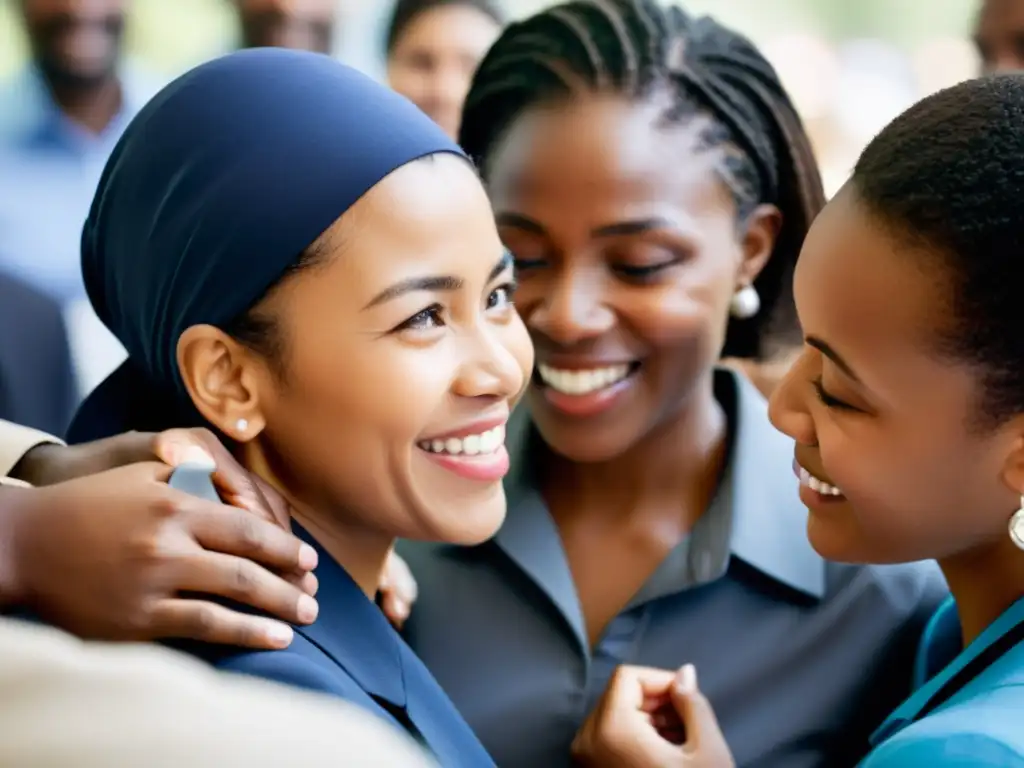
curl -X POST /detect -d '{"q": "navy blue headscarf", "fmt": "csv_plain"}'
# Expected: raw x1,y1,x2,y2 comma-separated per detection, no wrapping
68,49,464,443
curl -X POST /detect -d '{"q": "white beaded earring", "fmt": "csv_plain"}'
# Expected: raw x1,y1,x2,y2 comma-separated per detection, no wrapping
235,418,249,435
729,285,760,319
1010,497,1024,550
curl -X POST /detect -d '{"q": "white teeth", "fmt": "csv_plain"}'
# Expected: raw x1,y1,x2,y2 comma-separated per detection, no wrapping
798,466,843,497
419,425,505,456
537,364,632,395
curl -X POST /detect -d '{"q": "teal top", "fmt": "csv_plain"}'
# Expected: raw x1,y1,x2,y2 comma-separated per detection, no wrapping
862,595,1024,766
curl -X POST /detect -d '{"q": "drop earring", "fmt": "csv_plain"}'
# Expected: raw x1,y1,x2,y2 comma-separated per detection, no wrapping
730,285,760,319
1010,497,1024,550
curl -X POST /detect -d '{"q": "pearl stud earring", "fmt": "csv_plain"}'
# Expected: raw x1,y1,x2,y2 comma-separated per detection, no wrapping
729,285,760,319
235,418,249,434
1010,496,1024,550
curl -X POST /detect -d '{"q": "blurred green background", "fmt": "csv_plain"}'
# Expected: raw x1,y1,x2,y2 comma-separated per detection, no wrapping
0,0,980,79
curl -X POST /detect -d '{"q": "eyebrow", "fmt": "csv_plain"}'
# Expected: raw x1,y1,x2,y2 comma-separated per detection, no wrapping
496,213,682,239
362,251,513,310
806,336,861,383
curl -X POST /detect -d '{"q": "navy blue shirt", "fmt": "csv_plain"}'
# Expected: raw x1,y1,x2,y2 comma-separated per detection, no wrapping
193,526,494,768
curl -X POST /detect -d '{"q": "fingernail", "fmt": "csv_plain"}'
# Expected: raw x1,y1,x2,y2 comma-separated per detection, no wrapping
266,622,293,648
675,664,697,694
304,573,319,597
178,445,216,470
298,544,318,570
395,602,409,620
297,594,319,623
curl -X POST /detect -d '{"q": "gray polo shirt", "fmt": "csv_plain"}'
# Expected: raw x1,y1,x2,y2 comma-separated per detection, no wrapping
399,369,948,768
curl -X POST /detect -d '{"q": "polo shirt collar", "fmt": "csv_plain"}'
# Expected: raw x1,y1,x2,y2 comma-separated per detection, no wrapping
494,368,825,650
870,595,1024,747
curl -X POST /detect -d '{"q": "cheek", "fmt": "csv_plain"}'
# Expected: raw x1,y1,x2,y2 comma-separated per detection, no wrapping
624,263,737,361
503,313,535,399
265,342,451,466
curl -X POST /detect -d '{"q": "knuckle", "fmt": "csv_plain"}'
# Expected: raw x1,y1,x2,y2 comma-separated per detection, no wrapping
190,604,220,638
151,493,183,520
234,513,267,551
230,561,261,598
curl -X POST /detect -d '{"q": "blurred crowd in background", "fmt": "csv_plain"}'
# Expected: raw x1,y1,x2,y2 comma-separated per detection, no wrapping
0,0,986,199
0,0,997,436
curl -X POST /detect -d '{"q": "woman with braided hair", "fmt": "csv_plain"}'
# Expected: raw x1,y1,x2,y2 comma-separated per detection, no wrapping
396,2,947,766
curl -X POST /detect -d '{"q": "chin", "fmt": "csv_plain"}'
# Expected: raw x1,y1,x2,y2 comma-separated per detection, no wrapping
419,486,508,546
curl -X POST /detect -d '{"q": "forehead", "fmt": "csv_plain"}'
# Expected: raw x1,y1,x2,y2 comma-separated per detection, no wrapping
238,0,335,14
314,155,501,290
23,0,125,13
795,189,953,389
487,95,728,215
395,4,499,51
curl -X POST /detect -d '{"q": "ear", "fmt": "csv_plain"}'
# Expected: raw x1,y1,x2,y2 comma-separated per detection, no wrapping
735,203,782,289
176,324,268,443
1001,425,1024,498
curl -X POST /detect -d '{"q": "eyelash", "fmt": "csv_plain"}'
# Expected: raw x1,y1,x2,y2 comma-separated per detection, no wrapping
613,261,678,283
513,259,679,283
394,280,518,332
812,376,855,411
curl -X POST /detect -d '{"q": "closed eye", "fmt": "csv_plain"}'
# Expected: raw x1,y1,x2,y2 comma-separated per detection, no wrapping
613,260,679,282
812,376,857,411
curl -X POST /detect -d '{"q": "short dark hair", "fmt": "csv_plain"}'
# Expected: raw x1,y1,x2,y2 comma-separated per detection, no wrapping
459,0,825,360
385,0,507,55
852,74,1024,423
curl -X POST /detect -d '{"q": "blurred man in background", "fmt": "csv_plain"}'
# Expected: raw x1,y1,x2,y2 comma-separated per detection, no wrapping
0,0,156,422
0,0,157,302
974,0,1024,72
236,0,339,53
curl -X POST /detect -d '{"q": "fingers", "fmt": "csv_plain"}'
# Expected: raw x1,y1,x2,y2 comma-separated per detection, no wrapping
670,665,734,764
381,591,411,628
378,551,418,627
608,665,677,710
149,597,297,650
172,551,320,626
157,428,295,528
284,570,318,597
187,500,318,572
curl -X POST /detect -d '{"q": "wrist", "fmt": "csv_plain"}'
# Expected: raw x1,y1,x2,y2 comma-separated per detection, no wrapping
0,485,36,608
10,442,66,486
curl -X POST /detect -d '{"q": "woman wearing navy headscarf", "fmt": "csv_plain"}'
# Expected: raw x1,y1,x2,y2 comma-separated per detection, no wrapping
68,48,532,766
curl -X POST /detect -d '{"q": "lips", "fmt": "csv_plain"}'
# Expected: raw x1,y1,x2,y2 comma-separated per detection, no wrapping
792,458,844,499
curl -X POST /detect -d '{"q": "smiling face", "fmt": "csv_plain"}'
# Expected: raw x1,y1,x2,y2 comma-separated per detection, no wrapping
768,186,1023,564
486,94,777,462
181,154,533,545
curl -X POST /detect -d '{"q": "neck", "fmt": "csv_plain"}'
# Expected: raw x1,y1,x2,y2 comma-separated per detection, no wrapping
240,442,392,599
939,538,1024,646
43,73,123,135
542,371,727,526
290,507,394,599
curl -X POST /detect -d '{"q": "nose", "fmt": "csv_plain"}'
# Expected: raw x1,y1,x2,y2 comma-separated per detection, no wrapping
527,267,615,346
767,350,817,446
452,322,530,403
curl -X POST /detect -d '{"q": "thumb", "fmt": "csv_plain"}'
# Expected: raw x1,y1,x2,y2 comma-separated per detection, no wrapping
153,429,217,469
670,665,732,763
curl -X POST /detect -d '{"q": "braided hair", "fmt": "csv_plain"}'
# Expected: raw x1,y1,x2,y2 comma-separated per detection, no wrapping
459,0,825,360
